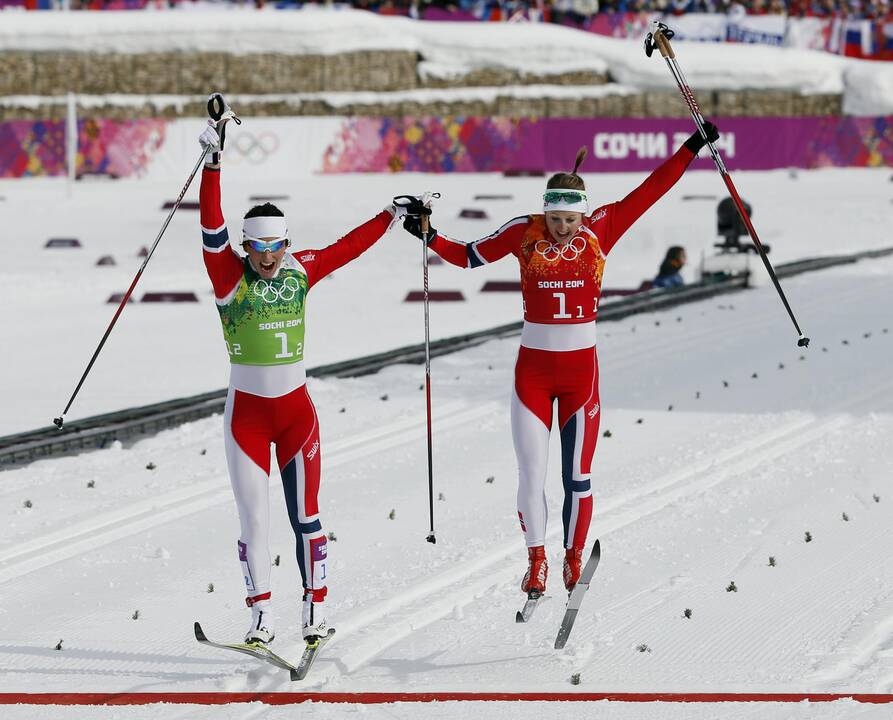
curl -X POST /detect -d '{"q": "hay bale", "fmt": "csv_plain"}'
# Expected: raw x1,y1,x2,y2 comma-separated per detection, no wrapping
33,52,81,95
744,90,794,116
323,51,417,92
0,53,34,95
620,93,648,118
643,90,689,117
529,70,608,86
793,93,842,115
129,52,181,94
714,90,746,116
176,53,229,95
496,96,547,117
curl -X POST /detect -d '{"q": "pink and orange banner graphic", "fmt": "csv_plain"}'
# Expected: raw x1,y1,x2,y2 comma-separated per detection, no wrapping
0,118,166,179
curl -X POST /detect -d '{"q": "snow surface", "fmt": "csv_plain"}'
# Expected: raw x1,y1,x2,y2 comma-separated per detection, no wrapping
1,166,890,435
1,250,893,718
2,8,893,114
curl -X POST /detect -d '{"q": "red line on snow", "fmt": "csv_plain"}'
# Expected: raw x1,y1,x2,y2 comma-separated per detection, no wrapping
0,693,891,705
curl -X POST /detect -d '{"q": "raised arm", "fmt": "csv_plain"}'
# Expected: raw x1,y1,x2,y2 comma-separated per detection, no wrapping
298,211,393,289
198,125,244,303
598,122,718,254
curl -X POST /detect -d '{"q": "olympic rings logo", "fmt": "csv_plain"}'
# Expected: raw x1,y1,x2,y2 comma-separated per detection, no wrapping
231,131,280,164
534,234,587,262
252,276,300,304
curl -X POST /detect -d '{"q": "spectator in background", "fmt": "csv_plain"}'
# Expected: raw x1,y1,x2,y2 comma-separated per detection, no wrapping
652,246,687,288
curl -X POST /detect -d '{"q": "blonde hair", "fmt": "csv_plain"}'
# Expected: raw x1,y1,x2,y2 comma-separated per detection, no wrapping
546,146,587,191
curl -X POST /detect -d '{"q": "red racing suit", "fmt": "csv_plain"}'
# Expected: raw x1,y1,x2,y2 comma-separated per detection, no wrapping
427,144,696,552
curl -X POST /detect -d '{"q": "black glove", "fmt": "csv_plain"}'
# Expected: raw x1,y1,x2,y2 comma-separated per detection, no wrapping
683,121,719,154
403,215,437,244
393,195,432,218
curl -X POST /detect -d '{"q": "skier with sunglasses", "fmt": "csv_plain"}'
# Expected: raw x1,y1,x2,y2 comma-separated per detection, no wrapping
403,124,718,604
197,113,400,648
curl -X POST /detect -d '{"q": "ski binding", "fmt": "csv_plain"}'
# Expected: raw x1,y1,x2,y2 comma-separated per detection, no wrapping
291,628,336,681
516,590,546,623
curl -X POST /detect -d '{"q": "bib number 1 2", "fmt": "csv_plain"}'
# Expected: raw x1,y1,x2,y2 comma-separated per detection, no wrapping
274,332,303,360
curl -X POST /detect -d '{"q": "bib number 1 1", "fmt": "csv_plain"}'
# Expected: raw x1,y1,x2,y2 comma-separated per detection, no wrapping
552,292,585,320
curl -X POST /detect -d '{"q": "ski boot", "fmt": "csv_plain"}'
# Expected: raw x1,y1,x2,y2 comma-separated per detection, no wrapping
301,590,329,642
521,545,548,599
563,547,585,592
244,593,275,645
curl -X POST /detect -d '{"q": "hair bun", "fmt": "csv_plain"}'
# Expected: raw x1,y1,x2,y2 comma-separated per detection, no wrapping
572,146,587,175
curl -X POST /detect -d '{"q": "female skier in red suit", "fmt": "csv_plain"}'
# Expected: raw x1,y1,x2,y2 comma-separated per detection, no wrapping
403,123,718,600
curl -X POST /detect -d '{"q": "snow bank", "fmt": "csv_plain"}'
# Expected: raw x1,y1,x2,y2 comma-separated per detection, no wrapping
0,6,416,55
842,62,893,116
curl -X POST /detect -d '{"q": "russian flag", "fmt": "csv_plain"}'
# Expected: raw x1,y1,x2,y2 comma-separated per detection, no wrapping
842,19,875,59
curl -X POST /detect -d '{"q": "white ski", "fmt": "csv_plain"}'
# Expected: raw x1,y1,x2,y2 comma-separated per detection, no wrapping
554,539,601,650
515,591,546,623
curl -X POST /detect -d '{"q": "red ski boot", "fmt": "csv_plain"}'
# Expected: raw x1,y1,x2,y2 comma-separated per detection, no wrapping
521,546,548,595
563,547,584,592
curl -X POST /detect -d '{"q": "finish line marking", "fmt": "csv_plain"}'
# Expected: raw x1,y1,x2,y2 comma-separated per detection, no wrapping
1,693,891,705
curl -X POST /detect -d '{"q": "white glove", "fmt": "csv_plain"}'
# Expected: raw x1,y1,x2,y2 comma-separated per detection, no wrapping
386,201,407,219
199,122,220,164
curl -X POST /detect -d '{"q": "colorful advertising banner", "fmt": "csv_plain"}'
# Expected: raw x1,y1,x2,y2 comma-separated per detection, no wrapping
321,116,893,174
1,116,890,180
0,118,166,179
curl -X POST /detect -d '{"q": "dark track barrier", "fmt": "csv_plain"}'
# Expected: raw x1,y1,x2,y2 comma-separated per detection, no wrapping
2,246,890,468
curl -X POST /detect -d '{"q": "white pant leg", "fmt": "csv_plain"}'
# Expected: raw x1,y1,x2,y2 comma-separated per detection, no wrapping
511,386,552,547
224,388,272,598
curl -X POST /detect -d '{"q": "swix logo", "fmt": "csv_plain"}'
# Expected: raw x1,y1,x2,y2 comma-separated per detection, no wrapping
535,564,547,585
517,511,527,532
300,253,316,263
588,403,600,419
591,209,607,222
307,441,319,461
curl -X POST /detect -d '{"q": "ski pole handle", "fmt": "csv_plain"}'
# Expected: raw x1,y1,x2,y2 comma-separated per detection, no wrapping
654,29,675,59
207,93,225,123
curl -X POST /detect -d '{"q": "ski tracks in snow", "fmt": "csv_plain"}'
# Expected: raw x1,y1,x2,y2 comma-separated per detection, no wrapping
297,372,893,688
0,399,500,585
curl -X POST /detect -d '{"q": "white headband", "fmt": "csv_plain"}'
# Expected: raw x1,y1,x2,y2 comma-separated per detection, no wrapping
543,189,588,214
243,215,289,243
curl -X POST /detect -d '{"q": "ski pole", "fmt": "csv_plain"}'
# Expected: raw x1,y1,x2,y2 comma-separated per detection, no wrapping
421,211,437,545
52,147,209,429
392,193,440,543
645,23,810,349
53,95,238,429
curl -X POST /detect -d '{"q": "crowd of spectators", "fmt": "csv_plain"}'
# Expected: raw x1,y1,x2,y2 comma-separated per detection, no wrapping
8,0,893,20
